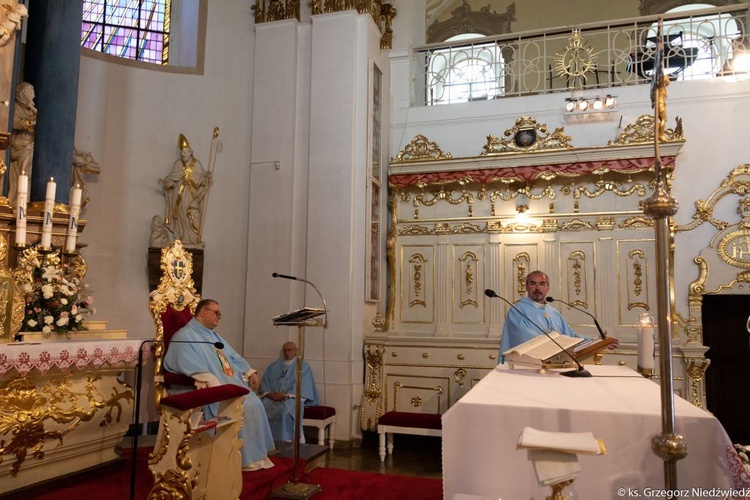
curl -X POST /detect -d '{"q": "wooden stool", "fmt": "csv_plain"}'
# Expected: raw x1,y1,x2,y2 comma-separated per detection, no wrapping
302,405,336,449
377,411,442,462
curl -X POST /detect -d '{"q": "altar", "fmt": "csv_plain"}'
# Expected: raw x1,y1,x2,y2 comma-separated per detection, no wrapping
0,337,141,494
442,364,747,500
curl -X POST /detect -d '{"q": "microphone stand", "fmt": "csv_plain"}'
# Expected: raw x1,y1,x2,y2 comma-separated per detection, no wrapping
271,272,327,499
546,296,606,339
485,289,591,378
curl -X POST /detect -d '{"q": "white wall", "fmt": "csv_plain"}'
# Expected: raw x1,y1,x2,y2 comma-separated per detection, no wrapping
75,2,254,354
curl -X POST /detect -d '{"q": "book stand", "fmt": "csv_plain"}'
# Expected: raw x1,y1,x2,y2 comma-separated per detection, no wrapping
270,308,326,499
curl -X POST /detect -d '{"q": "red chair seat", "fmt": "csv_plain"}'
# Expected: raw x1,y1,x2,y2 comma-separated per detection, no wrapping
160,384,250,411
304,405,336,420
378,411,442,430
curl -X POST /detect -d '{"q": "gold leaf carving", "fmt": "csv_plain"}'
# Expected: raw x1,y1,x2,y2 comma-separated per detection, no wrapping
391,135,453,163
608,114,685,145
481,116,572,154
0,375,132,476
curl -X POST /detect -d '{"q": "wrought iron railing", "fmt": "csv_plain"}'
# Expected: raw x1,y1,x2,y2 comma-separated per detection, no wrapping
412,4,750,106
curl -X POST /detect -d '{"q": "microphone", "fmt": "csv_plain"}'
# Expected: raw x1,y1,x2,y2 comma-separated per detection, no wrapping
171,339,225,349
546,296,606,339
149,339,225,349
272,272,298,280
485,289,590,378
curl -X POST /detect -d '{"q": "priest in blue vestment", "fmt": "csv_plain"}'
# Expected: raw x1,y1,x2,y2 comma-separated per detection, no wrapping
260,341,319,442
163,299,276,471
498,270,584,361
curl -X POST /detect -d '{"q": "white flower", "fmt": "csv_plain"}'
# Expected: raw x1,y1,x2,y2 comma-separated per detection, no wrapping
27,319,37,327
61,298,68,305
42,325,51,334
56,316,69,327
42,266,58,281
41,284,54,299
71,305,78,315
22,283,32,293
43,315,54,325
75,313,83,321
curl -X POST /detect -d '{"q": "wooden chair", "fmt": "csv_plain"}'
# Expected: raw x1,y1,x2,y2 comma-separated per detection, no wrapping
302,405,336,449
148,239,201,411
376,383,444,462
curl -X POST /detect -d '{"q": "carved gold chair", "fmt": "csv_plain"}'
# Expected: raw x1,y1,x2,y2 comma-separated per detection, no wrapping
147,240,246,499
148,239,202,411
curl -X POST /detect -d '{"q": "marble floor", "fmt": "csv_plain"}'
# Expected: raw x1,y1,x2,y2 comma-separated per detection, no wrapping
126,429,443,480
313,432,443,480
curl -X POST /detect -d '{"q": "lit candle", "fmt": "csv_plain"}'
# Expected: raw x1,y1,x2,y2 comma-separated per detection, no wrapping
637,312,655,373
15,172,28,247
40,178,56,248
65,185,82,253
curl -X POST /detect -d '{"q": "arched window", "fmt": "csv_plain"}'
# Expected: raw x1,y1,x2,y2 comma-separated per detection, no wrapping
81,0,204,69
426,34,505,105
82,1,170,64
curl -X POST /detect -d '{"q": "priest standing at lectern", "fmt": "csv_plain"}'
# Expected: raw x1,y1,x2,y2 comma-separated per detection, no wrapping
260,342,319,442
163,299,276,471
498,271,584,361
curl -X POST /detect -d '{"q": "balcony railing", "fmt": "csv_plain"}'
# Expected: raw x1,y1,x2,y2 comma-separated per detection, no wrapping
412,4,750,106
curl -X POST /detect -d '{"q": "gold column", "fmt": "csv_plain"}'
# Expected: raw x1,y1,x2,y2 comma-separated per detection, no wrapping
642,18,687,489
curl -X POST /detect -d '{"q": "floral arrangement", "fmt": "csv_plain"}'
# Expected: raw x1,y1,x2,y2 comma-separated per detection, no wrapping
20,262,95,335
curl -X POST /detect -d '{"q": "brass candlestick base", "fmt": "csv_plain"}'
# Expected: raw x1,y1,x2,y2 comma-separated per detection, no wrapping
547,479,575,500
270,480,321,499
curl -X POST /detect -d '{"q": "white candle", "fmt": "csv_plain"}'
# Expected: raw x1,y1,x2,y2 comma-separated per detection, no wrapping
65,185,82,252
637,312,655,371
41,178,56,248
15,173,28,247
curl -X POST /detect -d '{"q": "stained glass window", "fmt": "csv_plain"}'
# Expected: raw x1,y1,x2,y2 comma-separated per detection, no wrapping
81,1,171,65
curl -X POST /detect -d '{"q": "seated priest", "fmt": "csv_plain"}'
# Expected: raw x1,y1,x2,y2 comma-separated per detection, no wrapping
260,341,319,442
498,270,618,361
163,298,276,471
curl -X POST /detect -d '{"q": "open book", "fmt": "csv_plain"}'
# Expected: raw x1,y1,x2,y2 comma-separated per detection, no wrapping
272,307,326,325
502,332,585,369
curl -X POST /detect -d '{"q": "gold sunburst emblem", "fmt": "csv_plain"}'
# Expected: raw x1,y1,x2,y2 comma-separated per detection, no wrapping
555,29,597,89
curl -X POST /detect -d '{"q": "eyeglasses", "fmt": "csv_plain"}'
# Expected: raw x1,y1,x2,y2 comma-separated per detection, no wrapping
205,309,222,319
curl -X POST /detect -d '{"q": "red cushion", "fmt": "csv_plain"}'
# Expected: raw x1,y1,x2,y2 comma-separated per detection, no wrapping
378,411,442,430
160,306,194,346
160,384,250,410
158,306,196,387
304,405,336,419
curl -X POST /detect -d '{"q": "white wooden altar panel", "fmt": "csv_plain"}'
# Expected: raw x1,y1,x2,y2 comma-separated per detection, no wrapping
451,243,485,326
399,244,435,325
502,238,541,303
617,236,657,337
557,239,598,334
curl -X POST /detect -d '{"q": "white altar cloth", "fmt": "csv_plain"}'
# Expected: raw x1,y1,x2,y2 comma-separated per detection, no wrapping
0,338,143,376
442,364,749,500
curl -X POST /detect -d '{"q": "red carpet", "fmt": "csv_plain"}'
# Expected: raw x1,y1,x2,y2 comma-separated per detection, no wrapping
15,448,442,499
